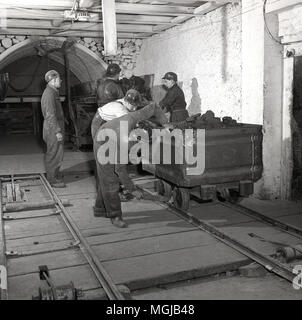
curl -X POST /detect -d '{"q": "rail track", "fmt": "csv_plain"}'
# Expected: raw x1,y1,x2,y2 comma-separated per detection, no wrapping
1,172,302,300
0,173,126,300
141,185,302,288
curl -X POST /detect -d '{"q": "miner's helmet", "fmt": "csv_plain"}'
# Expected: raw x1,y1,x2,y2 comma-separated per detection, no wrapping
124,89,142,107
162,71,178,82
45,70,60,83
106,63,121,77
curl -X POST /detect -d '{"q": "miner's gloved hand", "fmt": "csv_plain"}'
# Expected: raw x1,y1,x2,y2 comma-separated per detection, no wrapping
56,132,63,142
132,189,144,200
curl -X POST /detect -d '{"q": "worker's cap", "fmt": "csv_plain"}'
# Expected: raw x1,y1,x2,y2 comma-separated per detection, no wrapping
106,63,121,77
124,89,142,107
45,70,60,83
162,72,177,82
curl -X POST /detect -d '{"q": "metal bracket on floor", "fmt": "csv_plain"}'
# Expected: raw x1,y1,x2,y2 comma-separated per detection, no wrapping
5,250,19,258
32,265,83,300
3,215,13,221
69,240,81,248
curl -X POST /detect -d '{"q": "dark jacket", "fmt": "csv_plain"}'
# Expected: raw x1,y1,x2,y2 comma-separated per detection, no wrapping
94,102,168,162
41,85,64,134
96,78,124,107
159,84,186,113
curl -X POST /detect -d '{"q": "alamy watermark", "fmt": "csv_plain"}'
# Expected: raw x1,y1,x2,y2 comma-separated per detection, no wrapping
0,265,7,290
96,121,205,175
0,6,7,30
293,265,302,290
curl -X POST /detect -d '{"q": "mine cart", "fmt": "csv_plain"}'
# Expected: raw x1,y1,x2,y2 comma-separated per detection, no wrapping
141,117,263,210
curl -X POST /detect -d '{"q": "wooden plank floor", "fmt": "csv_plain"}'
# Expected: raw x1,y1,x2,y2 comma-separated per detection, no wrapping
53,172,252,291
3,151,302,299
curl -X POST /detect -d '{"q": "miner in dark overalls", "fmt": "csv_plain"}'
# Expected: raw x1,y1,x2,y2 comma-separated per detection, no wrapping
41,70,65,188
92,89,144,214
91,63,124,139
93,102,168,228
159,72,188,122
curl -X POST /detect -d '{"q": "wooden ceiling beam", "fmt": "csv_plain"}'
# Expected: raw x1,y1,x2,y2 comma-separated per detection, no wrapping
0,28,147,38
149,0,237,3
3,19,154,33
152,2,224,33
0,1,198,16
2,9,175,25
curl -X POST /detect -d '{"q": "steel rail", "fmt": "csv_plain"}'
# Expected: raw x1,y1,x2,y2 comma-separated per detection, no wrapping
219,201,302,238
140,187,298,285
0,179,8,300
166,203,297,284
39,173,125,300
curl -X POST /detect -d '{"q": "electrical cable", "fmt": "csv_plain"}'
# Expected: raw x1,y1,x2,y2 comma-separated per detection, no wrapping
263,0,283,45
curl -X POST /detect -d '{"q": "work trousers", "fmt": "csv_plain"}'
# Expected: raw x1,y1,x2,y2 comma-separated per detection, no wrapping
43,127,64,183
91,112,106,140
93,140,122,218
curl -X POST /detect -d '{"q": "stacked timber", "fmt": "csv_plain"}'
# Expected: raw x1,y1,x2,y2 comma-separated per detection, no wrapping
0,35,27,53
0,35,143,79
78,37,143,78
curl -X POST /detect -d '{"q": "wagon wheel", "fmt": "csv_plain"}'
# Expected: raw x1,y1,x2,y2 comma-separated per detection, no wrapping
173,187,190,211
218,188,243,203
155,179,165,195
155,179,173,199
228,189,244,203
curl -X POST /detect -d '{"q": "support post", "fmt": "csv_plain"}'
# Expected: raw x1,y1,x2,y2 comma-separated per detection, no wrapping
102,0,117,56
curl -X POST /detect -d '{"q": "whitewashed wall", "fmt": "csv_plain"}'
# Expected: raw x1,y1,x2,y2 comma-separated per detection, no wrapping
135,3,242,121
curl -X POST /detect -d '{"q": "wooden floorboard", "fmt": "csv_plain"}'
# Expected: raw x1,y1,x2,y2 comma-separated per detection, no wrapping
102,244,249,290
7,239,77,256
241,198,302,217
8,249,87,277
87,225,197,246
5,216,68,240
6,232,73,250
220,221,302,255
5,155,302,299
188,204,255,227
92,230,218,262
4,208,58,220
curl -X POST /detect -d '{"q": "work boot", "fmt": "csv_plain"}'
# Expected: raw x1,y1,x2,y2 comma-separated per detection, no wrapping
93,206,107,218
50,181,66,188
55,171,64,181
111,217,128,228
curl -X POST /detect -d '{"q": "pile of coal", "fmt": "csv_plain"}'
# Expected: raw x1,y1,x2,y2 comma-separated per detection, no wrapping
137,110,240,137
171,110,239,130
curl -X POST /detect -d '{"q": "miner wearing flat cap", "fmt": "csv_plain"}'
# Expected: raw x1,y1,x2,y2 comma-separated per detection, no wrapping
41,70,66,188
159,72,188,122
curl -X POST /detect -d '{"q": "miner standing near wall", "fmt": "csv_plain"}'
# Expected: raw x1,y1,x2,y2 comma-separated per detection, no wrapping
159,72,188,122
41,70,66,188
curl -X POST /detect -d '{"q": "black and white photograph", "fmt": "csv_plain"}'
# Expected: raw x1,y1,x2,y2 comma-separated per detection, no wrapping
0,0,302,306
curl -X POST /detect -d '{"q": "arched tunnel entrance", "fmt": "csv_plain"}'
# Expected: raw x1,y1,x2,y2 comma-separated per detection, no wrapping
0,37,107,168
